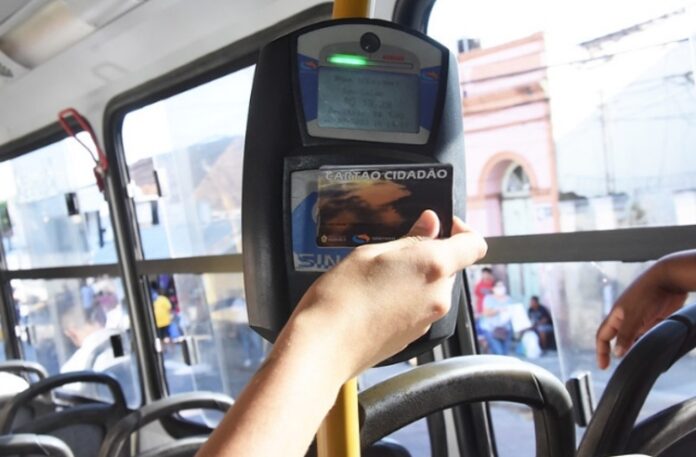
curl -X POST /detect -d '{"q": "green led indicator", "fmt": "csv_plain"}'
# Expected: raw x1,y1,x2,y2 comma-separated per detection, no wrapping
328,54,368,66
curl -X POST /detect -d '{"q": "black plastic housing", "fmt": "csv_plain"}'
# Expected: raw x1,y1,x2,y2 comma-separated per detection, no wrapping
242,18,466,365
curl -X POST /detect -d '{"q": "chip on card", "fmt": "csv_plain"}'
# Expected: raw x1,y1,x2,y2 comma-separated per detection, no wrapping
316,164,453,247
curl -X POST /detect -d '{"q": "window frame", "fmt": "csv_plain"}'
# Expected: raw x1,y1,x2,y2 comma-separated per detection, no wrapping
101,3,333,406
0,2,334,410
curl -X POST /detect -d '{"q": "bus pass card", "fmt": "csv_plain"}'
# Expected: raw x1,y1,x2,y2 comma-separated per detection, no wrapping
316,164,453,247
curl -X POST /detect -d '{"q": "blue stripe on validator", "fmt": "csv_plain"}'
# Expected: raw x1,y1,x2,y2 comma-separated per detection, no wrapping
297,54,319,122
419,66,442,131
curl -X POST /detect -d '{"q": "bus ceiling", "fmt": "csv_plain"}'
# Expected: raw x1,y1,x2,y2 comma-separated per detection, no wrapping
0,0,411,147
0,0,145,69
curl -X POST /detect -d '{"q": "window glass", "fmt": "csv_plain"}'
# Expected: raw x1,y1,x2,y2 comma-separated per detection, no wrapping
430,0,696,237
489,402,536,456
121,66,255,259
0,134,116,269
467,261,696,456
152,273,270,401
11,277,141,407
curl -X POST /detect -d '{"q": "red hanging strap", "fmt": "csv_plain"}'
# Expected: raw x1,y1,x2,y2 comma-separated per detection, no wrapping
58,108,109,192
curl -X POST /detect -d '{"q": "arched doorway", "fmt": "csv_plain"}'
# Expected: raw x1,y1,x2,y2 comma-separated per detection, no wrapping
501,163,533,235
500,163,540,301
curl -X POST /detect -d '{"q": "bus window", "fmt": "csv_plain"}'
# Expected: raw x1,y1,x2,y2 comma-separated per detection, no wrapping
116,62,278,415
488,402,536,456
10,277,141,407
121,66,255,259
429,0,696,239
0,132,139,406
428,0,696,453
147,272,269,399
0,135,116,269
468,261,696,455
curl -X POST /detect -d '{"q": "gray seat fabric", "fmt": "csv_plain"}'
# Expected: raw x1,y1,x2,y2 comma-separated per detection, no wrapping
0,371,129,457
0,433,74,457
136,437,208,457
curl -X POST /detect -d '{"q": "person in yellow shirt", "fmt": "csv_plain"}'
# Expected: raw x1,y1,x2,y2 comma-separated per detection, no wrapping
152,285,173,341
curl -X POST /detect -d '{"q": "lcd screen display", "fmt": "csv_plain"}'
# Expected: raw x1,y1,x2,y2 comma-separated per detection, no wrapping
317,67,419,133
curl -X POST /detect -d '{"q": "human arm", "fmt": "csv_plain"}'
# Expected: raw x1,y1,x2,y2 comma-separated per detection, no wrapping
596,249,696,369
197,211,487,456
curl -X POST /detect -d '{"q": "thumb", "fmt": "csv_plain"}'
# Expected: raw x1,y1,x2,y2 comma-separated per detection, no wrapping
358,210,441,257
406,210,440,239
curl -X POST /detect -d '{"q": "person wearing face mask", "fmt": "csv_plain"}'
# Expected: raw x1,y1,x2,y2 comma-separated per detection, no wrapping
478,281,515,355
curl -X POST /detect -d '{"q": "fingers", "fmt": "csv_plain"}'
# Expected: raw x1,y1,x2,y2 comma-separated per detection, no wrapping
358,210,442,257
406,210,441,239
596,307,624,369
354,212,487,279
422,224,488,276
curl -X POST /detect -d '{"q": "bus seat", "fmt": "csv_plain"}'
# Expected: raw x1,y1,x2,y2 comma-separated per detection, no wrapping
97,392,233,457
101,356,139,407
626,396,696,457
0,433,74,457
578,303,696,457
0,371,129,457
0,361,48,383
364,441,412,457
0,361,49,411
358,355,575,457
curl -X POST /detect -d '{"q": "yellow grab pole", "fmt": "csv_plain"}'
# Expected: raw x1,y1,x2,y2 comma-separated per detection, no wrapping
332,0,370,19
316,377,361,457
317,3,370,457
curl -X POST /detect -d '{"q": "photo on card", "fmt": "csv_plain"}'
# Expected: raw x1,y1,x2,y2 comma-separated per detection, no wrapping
316,164,453,247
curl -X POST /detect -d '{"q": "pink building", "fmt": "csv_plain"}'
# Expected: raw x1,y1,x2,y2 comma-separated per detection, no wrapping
458,33,560,237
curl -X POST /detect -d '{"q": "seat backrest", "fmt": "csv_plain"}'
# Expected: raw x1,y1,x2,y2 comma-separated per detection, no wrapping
98,392,233,457
0,361,48,384
0,361,49,417
358,356,575,457
0,433,74,457
364,441,412,457
626,396,696,456
0,371,129,457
